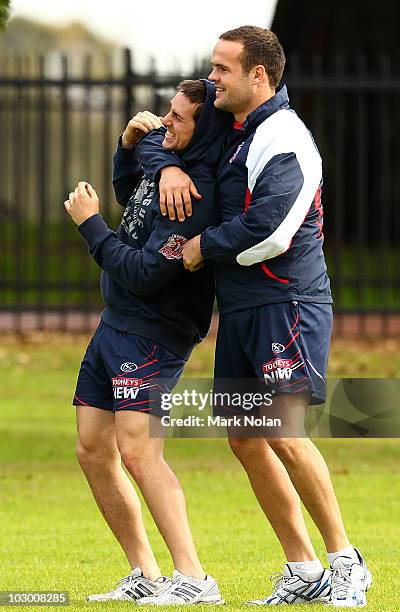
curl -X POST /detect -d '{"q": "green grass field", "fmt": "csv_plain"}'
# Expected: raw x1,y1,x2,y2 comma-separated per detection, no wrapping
1,334,400,611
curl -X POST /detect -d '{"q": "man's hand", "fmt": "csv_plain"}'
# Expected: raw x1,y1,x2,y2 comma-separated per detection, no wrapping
159,167,202,222
182,235,204,271
121,111,163,148
64,182,99,226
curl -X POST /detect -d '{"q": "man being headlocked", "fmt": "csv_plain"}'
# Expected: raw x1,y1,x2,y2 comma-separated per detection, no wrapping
64,79,231,605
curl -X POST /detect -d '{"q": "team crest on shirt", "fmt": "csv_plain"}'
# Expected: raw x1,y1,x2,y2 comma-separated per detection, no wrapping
159,234,187,260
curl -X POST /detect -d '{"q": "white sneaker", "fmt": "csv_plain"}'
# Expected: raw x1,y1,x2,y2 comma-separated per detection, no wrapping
87,567,170,602
137,570,225,605
246,565,332,605
329,548,372,607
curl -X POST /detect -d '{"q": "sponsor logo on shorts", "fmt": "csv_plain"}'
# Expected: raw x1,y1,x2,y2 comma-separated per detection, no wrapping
112,377,142,387
263,358,293,384
112,377,143,400
271,342,285,354
120,362,138,373
263,358,293,373
158,234,187,260
264,368,293,384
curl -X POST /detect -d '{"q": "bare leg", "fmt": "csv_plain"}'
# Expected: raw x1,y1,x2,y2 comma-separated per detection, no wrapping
76,406,161,578
115,411,205,579
229,435,317,561
265,392,350,553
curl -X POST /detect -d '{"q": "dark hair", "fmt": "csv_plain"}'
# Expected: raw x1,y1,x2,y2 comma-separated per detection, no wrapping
219,25,285,89
177,79,206,122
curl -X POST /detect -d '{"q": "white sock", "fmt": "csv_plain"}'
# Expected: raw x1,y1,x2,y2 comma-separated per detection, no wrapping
286,559,324,581
327,545,357,566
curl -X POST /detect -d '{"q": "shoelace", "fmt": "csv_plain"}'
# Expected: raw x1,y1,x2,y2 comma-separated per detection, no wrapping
266,572,291,599
155,576,173,588
116,573,172,599
165,575,192,597
269,572,285,590
331,567,353,599
270,572,298,590
155,575,202,602
117,572,157,589
146,576,174,598
115,573,141,589
266,571,309,602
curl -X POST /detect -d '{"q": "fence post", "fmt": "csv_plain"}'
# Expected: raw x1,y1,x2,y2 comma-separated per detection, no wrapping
124,47,134,124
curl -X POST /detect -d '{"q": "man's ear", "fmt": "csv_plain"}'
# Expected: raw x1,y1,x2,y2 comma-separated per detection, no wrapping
253,64,266,84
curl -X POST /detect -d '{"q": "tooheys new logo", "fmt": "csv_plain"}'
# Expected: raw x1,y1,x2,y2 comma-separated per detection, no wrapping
263,358,293,384
112,377,143,400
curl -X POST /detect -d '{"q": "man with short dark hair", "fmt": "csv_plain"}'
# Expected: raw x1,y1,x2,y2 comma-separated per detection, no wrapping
64,79,228,605
142,26,371,608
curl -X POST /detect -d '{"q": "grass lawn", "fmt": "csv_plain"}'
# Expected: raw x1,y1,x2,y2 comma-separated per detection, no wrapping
0,333,399,611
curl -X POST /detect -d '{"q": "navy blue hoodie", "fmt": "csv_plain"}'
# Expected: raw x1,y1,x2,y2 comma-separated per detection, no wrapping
78,80,232,359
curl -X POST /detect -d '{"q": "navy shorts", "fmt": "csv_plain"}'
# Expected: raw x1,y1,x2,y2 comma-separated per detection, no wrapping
73,320,186,416
214,301,333,407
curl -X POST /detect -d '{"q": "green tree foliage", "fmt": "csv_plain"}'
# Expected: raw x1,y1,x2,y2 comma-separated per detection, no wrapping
0,0,10,31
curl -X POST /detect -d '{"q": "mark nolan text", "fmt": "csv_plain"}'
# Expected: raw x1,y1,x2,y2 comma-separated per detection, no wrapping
160,415,281,428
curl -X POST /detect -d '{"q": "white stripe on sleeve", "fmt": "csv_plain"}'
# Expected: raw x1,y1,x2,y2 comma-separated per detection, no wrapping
237,109,322,266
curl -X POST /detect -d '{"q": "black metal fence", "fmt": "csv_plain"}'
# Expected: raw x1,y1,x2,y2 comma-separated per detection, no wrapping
0,50,399,335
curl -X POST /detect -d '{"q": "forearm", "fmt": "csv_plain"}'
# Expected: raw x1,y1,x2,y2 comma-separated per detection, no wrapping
136,129,183,181
113,112,167,205
77,214,179,297
112,137,143,206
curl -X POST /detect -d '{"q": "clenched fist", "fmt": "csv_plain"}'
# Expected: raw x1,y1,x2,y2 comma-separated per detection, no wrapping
121,111,164,148
64,181,99,226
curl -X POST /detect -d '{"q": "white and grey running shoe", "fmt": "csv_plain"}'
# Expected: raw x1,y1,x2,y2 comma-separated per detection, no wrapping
87,567,170,602
246,565,331,605
137,569,225,605
329,548,372,607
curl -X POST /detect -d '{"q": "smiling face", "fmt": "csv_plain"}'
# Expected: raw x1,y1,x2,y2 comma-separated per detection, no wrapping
161,93,199,151
208,39,256,119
